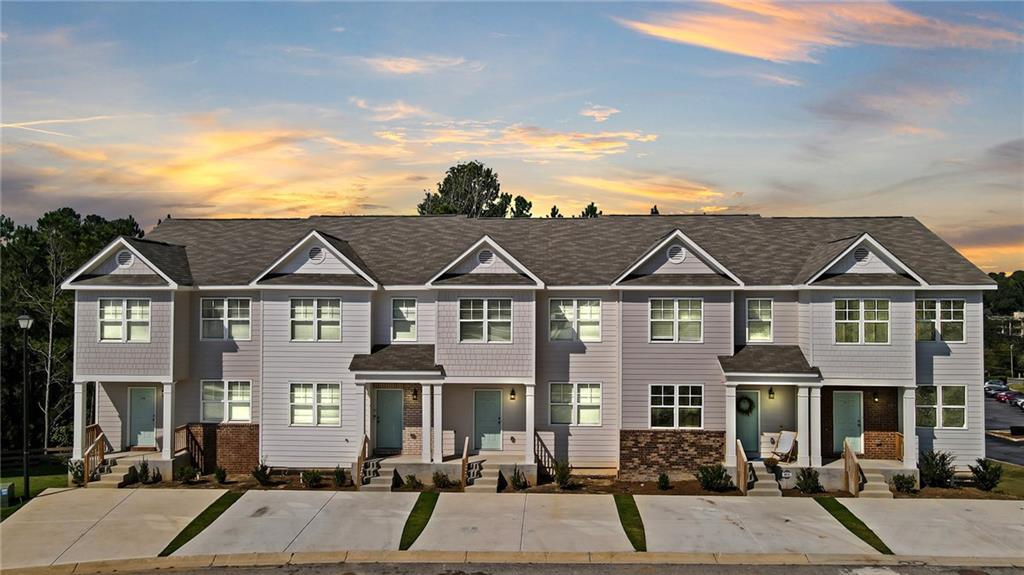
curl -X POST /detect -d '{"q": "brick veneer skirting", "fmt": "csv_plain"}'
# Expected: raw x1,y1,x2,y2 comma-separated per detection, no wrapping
821,387,900,459
619,429,725,480
185,423,259,473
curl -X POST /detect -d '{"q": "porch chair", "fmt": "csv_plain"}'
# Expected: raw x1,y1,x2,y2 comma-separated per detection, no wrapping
772,430,798,463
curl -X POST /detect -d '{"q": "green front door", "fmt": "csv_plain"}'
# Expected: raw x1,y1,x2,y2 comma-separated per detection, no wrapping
376,389,403,453
736,390,760,456
833,391,863,453
129,387,157,448
474,390,502,451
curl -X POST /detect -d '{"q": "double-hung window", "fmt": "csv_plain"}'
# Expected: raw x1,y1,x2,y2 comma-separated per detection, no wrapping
649,298,702,342
834,299,889,344
549,299,601,342
549,382,602,426
201,298,251,340
391,299,417,341
290,298,341,341
289,383,341,426
459,299,512,342
201,380,251,422
916,385,967,429
746,299,773,342
916,299,965,343
649,385,703,428
98,298,150,342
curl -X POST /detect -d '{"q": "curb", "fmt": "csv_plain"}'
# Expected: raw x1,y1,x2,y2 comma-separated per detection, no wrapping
3,551,1024,574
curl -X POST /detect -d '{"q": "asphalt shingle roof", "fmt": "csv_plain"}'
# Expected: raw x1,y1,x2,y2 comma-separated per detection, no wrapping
718,345,820,375
433,273,536,286
124,237,193,285
258,273,373,287
349,344,442,372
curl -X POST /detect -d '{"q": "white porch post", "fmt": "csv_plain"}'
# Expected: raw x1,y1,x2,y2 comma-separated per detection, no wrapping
810,387,822,467
162,382,174,460
72,381,85,459
421,384,432,463
902,386,918,468
432,384,443,461
725,385,737,466
796,386,810,466
524,384,535,465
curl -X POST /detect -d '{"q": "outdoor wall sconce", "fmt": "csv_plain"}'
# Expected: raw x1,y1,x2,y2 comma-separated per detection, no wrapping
509,389,517,401
412,388,419,401
873,391,879,403
768,386,775,400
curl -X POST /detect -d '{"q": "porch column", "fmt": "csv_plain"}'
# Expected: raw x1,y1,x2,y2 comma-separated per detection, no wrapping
901,386,918,468
421,384,432,463
162,382,175,460
810,387,822,467
725,385,737,466
72,381,86,459
796,386,810,466
524,384,535,465
432,385,443,461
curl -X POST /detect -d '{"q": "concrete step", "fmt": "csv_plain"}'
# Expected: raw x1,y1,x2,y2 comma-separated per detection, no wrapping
859,482,893,498
359,483,392,492
464,483,497,492
859,490,894,499
747,487,782,497
863,473,886,483
88,474,125,488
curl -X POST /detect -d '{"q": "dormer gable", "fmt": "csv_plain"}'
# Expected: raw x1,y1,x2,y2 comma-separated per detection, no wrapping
62,237,183,289
613,229,743,287
251,230,378,289
805,233,927,286
427,235,543,288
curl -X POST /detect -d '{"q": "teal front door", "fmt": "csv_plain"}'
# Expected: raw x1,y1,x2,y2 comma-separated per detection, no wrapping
128,387,157,448
474,390,502,451
736,390,760,456
376,389,403,453
833,391,863,453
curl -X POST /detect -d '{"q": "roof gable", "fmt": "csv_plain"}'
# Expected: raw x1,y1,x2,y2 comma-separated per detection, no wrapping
426,235,543,288
804,233,927,286
251,230,378,289
63,237,187,289
613,229,743,287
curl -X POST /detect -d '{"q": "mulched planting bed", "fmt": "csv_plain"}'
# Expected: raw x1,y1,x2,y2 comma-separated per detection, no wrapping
504,475,741,496
781,489,853,498
894,486,1022,500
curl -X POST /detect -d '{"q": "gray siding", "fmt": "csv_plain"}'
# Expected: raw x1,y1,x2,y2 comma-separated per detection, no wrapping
372,291,436,345
825,245,898,275
275,238,357,275
734,291,799,346
172,291,191,382
92,250,159,276
97,382,167,452
435,290,534,378
441,385,526,456
75,291,172,378
635,241,717,275
536,291,619,468
620,291,732,431
450,248,520,275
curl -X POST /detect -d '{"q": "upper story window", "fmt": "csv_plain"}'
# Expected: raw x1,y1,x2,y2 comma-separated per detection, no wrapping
916,299,965,343
650,298,702,343
392,299,417,342
99,298,150,342
291,298,341,342
746,298,773,342
201,298,251,340
549,299,601,342
459,298,512,343
650,384,703,429
915,385,966,429
549,382,602,426
834,298,889,345
202,380,251,422
289,382,341,426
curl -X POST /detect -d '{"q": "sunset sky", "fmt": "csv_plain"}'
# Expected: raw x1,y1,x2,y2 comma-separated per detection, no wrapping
2,1,1022,271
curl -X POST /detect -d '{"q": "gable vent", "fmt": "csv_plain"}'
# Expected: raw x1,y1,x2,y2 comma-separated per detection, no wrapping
308,246,326,264
853,246,870,266
477,249,495,267
116,250,134,268
666,244,687,264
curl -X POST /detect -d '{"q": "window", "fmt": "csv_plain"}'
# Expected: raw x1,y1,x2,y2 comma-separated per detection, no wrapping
746,299,773,342
201,298,251,340
650,385,703,429
201,380,251,422
392,299,417,342
834,299,889,344
98,298,150,342
649,299,702,343
459,299,512,343
290,298,341,342
549,382,602,426
916,385,967,429
549,299,601,342
289,383,341,426
916,299,965,343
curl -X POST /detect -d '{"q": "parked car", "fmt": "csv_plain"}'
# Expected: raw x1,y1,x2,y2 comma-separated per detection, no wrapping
986,383,1009,396
1013,396,1024,410
995,391,1021,403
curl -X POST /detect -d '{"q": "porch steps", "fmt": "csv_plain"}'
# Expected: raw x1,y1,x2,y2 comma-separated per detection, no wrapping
464,463,498,493
746,462,782,497
88,460,133,488
361,459,395,492
859,472,894,499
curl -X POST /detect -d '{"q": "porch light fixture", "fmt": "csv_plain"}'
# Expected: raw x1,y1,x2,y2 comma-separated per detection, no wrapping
412,388,419,401
873,391,879,403
768,386,775,400
509,389,516,401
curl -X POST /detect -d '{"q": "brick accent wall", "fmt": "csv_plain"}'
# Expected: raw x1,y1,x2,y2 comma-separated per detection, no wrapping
619,429,725,480
822,387,900,459
186,423,259,473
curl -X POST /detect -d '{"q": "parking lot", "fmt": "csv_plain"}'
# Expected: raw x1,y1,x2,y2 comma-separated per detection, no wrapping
985,395,1024,466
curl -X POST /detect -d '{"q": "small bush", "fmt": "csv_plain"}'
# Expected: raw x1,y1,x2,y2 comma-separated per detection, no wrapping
763,457,779,470
657,472,671,491
968,459,1003,491
214,466,228,484
920,449,955,488
696,463,733,492
175,464,198,484
252,460,272,486
138,458,151,484
432,471,454,489
795,467,823,494
301,469,323,488
554,460,574,489
333,466,347,487
509,465,529,490
151,468,162,484
124,466,140,485
67,459,85,485
892,473,917,493
404,474,424,490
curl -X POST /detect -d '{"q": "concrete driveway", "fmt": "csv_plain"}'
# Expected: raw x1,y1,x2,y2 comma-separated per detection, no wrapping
0,487,224,568
635,496,876,555
844,499,1024,557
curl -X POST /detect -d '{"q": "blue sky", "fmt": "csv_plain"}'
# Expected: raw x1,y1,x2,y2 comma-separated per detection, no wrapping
2,1,1022,269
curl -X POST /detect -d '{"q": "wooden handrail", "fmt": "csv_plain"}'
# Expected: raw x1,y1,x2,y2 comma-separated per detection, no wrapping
460,436,470,492
895,432,904,462
735,439,749,495
533,432,557,480
842,438,862,497
82,431,106,487
173,425,205,473
355,435,369,490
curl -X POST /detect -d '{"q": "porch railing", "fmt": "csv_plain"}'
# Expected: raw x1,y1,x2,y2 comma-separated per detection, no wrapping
735,439,749,495
82,428,106,487
459,436,470,492
895,432,904,461
533,432,557,481
173,425,205,473
355,435,369,490
842,438,862,497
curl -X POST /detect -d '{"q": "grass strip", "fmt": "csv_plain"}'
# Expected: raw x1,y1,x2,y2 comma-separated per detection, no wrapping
399,491,439,551
993,460,1024,498
1,464,71,522
814,496,892,555
159,491,243,556
613,494,647,552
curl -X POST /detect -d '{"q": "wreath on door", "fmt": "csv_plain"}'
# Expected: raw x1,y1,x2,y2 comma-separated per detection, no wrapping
737,396,755,416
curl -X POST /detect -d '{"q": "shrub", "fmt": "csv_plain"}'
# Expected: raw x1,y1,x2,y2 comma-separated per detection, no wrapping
657,472,671,491
763,457,779,470
404,474,424,490
67,459,85,485
175,464,198,484
301,469,323,488
138,458,150,484
151,468,162,484
333,466,347,487
554,460,574,489
968,459,1003,491
252,460,272,486
432,471,454,489
125,466,140,485
920,450,955,488
509,465,529,490
795,467,823,494
696,463,732,492
892,474,917,494
214,466,228,484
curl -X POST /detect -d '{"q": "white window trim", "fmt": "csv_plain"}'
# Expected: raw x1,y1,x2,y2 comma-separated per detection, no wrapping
199,297,252,341
648,383,704,429
97,298,151,343
745,298,773,343
547,381,603,427
390,298,418,343
916,298,967,344
458,298,513,344
200,379,252,423
915,384,968,430
548,298,602,343
832,298,891,346
289,297,342,342
288,382,342,427
648,297,704,344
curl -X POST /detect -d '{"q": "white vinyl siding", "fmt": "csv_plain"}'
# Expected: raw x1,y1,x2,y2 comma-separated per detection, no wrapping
391,299,417,341
548,382,601,426
649,384,703,429
98,298,150,343
649,298,702,343
459,298,512,343
549,299,601,342
201,298,251,340
746,298,772,342
290,298,341,342
916,299,965,343
201,380,251,422
289,383,341,426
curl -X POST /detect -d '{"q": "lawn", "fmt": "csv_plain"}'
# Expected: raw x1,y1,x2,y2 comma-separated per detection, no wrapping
160,491,243,556
1009,382,1024,393
0,461,69,521
613,494,647,552
399,492,439,550
814,496,893,555
993,460,1024,498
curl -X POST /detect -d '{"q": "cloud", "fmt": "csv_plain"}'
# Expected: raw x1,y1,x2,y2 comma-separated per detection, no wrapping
358,55,483,74
579,104,621,123
1,114,147,137
499,125,656,158
561,173,726,206
330,26,346,33
617,1,1023,63
349,97,432,121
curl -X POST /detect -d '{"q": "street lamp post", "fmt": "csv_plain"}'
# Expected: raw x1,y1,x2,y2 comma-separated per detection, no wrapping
1011,344,1016,379
17,314,33,504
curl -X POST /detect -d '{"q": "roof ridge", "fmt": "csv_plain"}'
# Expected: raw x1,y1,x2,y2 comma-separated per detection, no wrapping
123,236,186,248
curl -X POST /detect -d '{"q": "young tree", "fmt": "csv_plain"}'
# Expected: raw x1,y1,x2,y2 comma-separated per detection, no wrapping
511,196,533,218
579,202,602,218
547,205,563,218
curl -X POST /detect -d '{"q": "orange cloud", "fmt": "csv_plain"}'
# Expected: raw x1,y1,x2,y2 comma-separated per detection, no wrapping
561,174,725,205
350,97,432,121
579,104,621,123
358,55,483,74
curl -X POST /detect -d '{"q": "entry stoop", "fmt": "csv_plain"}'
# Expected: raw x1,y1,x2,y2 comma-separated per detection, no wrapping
361,459,396,492
859,472,894,498
464,463,499,492
746,462,782,497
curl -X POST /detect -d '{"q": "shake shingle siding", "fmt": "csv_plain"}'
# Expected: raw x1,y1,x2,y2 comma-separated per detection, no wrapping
75,291,172,378
435,290,534,378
